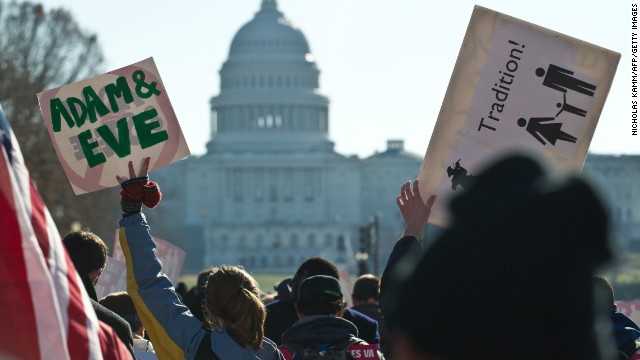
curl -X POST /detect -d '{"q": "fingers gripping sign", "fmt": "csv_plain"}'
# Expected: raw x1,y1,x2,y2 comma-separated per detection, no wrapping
116,157,162,214
396,179,435,238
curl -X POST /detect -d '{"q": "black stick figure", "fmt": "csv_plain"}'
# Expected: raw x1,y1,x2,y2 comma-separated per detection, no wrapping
517,117,577,146
535,64,596,97
556,93,587,118
446,159,475,190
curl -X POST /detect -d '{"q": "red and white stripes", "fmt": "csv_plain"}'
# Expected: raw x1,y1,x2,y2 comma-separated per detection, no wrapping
0,106,103,359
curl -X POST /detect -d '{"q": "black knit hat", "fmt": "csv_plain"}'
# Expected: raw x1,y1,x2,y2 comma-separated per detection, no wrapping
392,154,611,360
298,275,343,303
99,291,136,317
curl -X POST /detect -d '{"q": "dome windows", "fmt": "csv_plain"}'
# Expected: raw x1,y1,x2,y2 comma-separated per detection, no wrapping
256,114,283,129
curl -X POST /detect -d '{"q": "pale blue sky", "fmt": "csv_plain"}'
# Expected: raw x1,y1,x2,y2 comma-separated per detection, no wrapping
37,0,631,158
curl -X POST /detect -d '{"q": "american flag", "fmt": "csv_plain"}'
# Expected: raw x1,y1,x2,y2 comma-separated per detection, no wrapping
0,105,107,359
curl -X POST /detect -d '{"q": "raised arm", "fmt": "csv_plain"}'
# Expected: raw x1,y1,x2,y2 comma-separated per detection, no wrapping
117,158,205,360
379,180,435,326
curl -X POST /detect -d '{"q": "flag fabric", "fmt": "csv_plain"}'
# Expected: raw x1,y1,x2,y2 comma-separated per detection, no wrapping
0,105,105,359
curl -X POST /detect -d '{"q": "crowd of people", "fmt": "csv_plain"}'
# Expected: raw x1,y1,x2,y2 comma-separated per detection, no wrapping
58,154,640,359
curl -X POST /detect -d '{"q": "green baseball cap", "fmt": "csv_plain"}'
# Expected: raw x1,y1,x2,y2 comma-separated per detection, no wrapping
298,275,343,302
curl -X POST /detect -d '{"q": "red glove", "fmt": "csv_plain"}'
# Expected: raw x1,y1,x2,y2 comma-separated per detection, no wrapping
120,176,162,214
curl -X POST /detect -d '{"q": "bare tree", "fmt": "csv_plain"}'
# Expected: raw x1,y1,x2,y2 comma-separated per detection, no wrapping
0,1,119,243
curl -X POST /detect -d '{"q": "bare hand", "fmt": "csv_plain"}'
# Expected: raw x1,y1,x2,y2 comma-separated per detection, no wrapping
396,179,435,238
116,157,150,184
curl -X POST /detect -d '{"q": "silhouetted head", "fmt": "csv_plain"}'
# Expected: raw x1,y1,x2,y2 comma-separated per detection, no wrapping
391,154,611,360
197,268,213,289
62,230,108,285
274,277,293,300
593,276,616,311
535,67,546,77
99,291,141,334
352,274,380,304
290,257,339,294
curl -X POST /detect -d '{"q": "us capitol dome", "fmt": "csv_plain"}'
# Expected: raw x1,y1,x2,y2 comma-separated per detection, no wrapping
207,0,332,153
153,0,422,274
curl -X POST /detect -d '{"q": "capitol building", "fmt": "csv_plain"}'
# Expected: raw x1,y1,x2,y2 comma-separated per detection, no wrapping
151,0,640,274
152,0,422,273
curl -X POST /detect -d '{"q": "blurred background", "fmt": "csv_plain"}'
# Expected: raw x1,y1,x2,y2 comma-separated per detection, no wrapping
1,0,638,297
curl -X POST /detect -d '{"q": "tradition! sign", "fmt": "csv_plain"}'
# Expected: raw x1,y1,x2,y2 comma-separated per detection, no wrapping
419,6,620,226
37,57,190,195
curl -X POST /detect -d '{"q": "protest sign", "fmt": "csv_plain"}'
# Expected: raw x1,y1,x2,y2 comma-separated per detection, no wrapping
37,57,190,195
94,257,127,299
419,6,620,226
113,230,186,284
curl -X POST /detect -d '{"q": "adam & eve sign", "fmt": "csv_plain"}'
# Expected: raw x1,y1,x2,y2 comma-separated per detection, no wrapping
38,57,190,194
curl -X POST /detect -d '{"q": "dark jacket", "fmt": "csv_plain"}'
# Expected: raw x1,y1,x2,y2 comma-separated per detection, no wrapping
611,311,640,357
378,235,421,359
281,315,361,350
265,298,380,346
280,316,384,359
379,235,422,329
81,272,137,359
351,303,389,355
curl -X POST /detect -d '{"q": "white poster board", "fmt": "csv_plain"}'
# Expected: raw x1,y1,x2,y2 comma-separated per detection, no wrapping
419,6,620,226
37,57,190,195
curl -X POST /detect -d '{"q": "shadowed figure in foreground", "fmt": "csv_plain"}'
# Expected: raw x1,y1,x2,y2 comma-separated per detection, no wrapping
381,154,615,360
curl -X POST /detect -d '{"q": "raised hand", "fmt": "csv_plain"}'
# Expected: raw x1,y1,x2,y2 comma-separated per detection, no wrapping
116,157,161,214
116,157,150,184
396,179,435,238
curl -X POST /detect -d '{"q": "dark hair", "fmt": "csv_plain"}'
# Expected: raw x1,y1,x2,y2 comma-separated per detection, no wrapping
296,296,346,316
291,257,339,293
204,266,265,350
352,274,380,302
197,268,213,289
98,292,142,333
175,282,188,297
62,230,108,275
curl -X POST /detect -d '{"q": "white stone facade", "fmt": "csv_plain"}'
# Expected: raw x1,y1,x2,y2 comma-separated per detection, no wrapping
582,154,640,251
151,0,421,274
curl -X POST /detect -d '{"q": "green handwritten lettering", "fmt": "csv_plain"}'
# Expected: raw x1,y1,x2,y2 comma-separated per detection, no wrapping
133,108,168,149
132,70,161,98
78,129,106,168
83,86,110,124
96,118,131,158
50,98,74,132
67,97,88,128
104,76,134,113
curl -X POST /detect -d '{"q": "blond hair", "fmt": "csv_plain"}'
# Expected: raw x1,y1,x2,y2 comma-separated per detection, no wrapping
204,266,265,349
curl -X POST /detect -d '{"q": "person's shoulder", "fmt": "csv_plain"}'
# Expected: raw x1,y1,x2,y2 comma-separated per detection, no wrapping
93,300,130,331
259,337,284,359
262,336,279,349
345,307,376,324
